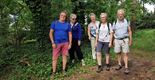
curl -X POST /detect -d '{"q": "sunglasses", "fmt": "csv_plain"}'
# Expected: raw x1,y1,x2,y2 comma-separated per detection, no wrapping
72,18,76,20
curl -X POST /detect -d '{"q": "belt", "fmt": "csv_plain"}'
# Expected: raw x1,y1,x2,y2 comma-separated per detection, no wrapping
116,36,128,40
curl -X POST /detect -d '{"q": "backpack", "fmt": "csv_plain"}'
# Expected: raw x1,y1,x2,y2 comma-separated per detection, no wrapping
113,19,129,29
98,22,110,35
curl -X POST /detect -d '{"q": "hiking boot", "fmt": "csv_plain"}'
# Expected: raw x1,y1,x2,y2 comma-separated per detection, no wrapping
115,65,122,70
96,65,103,73
81,59,85,66
50,72,55,80
62,70,67,76
124,68,130,74
106,64,110,71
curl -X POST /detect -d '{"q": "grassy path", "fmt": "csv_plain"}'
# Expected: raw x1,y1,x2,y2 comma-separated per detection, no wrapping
65,49,155,80
64,29,155,80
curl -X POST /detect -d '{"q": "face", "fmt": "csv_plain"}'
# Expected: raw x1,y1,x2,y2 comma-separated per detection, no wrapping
117,12,124,21
71,17,76,24
59,12,67,22
101,15,107,23
90,16,96,22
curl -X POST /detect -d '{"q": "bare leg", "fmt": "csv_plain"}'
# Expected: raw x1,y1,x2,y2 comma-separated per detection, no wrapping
62,55,68,71
97,52,102,65
117,53,122,66
124,53,128,68
106,54,110,64
52,56,58,73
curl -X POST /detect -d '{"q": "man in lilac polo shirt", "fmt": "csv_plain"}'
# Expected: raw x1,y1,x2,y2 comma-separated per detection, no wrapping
113,9,132,74
49,11,72,77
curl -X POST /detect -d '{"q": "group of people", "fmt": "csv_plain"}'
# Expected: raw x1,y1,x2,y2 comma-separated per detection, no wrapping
49,9,132,77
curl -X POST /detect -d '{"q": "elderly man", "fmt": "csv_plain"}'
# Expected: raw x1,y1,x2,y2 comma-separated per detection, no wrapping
113,9,132,74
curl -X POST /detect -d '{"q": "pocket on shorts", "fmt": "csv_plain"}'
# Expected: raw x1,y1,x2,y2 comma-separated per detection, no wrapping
124,38,129,44
114,39,118,45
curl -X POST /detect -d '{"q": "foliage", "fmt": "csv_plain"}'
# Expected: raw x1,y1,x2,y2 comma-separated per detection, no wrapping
0,0,155,79
0,0,33,47
0,29,155,80
132,29,155,52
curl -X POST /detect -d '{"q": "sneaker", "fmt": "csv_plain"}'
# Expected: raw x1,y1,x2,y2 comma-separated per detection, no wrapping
106,64,110,71
81,59,85,66
124,68,130,74
96,65,103,73
115,65,122,70
72,60,75,64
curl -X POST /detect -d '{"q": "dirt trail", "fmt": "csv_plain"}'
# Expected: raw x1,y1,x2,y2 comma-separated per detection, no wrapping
66,50,155,80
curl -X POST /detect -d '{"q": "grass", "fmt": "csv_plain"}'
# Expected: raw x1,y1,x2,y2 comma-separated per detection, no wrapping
0,29,155,80
132,29,155,52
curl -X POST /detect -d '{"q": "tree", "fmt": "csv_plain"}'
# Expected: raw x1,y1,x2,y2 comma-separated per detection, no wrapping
25,0,52,50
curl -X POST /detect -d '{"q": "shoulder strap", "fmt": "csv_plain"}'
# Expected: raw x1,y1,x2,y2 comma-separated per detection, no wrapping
99,22,101,29
107,23,110,34
126,19,130,26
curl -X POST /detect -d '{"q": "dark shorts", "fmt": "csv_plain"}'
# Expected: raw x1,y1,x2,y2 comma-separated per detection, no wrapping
96,41,110,54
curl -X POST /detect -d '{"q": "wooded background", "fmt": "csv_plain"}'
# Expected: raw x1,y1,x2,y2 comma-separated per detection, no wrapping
0,0,155,79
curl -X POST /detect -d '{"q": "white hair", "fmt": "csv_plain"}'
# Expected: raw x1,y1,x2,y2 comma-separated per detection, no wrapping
70,14,77,19
100,13,107,18
117,9,125,14
89,13,96,18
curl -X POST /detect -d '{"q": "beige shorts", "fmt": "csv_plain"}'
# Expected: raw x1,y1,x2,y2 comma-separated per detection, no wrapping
114,38,130,53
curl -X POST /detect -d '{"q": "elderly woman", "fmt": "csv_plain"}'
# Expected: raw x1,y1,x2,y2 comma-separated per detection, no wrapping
88,13,100,60
69,14,85,66
95,13,113,73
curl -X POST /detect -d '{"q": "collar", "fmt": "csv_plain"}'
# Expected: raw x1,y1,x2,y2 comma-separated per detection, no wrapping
71,22,78,28
91,21,98,24
117,18,126,23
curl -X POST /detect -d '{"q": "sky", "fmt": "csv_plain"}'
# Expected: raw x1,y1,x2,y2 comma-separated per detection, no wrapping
144,3,155,13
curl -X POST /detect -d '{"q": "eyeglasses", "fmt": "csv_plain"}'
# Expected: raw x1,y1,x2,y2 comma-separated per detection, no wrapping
60,14,66,17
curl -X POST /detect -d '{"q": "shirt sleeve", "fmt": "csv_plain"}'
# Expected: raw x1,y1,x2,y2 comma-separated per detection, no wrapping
96,25,99,34
88,23,91,28
50,21,55,30
112,22,116,31
78,23,82,40
127,21,130,27
109,23,113,33
67,23,72,32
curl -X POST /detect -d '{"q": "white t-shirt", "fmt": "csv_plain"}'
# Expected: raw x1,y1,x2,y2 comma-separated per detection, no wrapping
88,21,100,37
96,23,113,42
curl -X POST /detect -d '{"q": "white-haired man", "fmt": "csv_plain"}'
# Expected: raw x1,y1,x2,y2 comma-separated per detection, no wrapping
113,9,132,74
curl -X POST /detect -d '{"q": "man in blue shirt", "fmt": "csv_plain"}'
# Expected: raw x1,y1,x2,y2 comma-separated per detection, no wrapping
49,11,72,77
